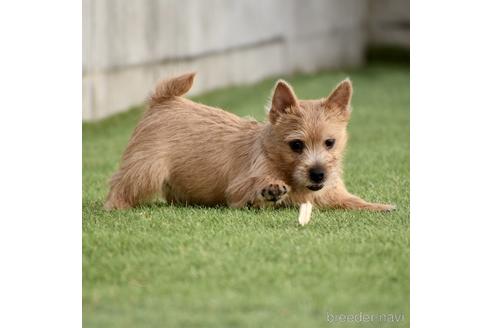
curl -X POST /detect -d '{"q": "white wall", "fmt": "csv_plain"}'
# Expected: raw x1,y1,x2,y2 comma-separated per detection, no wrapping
83,0,409,120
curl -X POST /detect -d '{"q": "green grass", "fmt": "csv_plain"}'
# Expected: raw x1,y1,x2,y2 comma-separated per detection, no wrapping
83,63,409,328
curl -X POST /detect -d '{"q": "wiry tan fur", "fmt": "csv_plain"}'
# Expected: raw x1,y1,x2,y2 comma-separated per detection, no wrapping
105,73,395,211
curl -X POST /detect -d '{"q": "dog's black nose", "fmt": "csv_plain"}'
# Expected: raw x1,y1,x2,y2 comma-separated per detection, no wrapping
309,167,325,183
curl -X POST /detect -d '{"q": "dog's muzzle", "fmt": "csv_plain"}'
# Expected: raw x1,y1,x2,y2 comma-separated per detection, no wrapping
307,184,324,191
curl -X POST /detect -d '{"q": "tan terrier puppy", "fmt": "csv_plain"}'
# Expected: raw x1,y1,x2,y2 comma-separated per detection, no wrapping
105,73,395,211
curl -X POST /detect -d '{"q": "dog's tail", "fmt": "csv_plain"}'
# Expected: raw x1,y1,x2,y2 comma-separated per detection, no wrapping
150,72,196,106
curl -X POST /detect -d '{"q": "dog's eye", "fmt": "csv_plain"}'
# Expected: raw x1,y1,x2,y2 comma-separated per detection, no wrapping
325,139,336,149
288,139,304,153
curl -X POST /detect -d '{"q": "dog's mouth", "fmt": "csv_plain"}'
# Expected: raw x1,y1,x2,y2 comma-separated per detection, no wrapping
307,184,324,191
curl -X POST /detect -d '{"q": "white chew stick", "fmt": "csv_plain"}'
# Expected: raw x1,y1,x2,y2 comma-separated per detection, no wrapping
298,201,313,226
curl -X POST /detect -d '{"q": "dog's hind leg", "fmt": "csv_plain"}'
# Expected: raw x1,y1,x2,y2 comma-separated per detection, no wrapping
104,156,170,210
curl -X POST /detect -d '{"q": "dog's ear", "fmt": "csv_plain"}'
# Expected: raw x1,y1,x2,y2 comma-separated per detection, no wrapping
269,80,299,123
323,79,352,118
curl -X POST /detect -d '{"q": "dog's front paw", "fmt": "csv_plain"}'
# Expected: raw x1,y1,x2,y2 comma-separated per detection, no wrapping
368,203,397,212
260,183,289,203
379,204,397,212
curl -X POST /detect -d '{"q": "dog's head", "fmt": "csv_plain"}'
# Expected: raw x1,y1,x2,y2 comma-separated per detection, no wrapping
266,79,352,192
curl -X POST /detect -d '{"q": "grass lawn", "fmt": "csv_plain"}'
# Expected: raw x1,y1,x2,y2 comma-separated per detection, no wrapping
83,62,409,328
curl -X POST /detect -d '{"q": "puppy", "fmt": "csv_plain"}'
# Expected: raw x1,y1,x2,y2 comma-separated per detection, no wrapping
105,73,395,211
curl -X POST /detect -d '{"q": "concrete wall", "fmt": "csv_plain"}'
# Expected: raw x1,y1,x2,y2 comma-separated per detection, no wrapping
83,0,409,120
368,0,410,47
